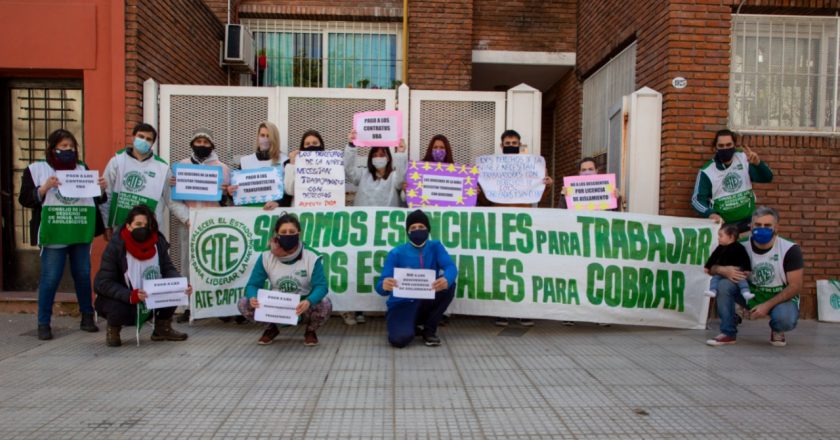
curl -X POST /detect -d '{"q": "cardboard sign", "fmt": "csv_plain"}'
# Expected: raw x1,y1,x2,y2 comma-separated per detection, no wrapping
405,161,478,208
563,173,617,211
231,167,283,205
172,164,223,202
254,289,300,325
476,155,546,204
56,170,100,198
294,151,346,208
352,110,403,147
143,277,189,310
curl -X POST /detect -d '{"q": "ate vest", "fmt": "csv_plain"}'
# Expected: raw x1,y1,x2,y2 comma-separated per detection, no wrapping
28,161,96,246
742,236,798,308
260,247,320,301
108,151,169,227
701,151,755,223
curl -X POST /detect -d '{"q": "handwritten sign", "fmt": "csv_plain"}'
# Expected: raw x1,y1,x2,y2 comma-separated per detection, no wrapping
172,164,223,201
563,173,617,211
352,110,403,147
476,155,546,204
56,170,100,198
405,161,478,208
393,268,436,300
294,151,346,208
143,277,189,310
254,289,300,325
231,167,283,205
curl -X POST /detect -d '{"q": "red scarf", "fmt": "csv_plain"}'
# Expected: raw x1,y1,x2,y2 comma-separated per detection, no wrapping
120,227,159,260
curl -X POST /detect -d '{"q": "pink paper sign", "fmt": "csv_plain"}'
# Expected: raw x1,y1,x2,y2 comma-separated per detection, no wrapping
405,161,478,208
352,110,403,147
563,173,617,211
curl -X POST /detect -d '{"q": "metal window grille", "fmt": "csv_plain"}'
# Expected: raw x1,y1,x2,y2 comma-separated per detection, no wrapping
417,100,499,165
244,19,403,89
582,43,636,157
730,14,839,133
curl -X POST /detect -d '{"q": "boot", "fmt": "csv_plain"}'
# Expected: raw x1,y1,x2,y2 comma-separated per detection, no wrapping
106,325,122,347
37,324,53,341
151,319,188,341
80,313,99,332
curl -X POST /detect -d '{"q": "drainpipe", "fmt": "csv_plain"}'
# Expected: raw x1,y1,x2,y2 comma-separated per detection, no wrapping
402,0,408,84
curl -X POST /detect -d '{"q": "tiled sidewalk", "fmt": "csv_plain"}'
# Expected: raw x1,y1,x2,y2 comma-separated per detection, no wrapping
1,313,839,439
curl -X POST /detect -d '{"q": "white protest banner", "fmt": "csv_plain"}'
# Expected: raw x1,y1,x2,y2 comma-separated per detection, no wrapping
172,164,223,201
231,167,283,205
56,170,101,198
393,268,436,299
352,110,403,147
143,277,189,309
294,151,346,208
477,155,546,204
254,289,299,325
189,206,715,329
564,173,618,211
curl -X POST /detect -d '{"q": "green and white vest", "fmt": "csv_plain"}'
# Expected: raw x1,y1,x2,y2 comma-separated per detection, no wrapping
108,150,169,227
742,236,798,308
701,151,755,223
125,252,161,290
28,161,96,246
261,247,320,300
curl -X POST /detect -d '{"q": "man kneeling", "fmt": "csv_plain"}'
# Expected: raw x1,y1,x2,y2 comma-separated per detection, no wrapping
376,210,457,347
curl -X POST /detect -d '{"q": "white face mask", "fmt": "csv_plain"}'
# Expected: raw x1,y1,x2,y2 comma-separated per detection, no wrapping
580,170,597,176
372,157,389,170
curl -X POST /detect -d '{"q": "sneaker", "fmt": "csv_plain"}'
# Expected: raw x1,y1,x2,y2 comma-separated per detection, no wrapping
561,321,575,326
741,291,755,301
304,331,319,346
770,331,786,347
355,313,366,324
341,312,357,326
706,333,737,346
518,319,535,327
258,324,280,345
494,317,509,327
423,334,441,347
704,290,717,298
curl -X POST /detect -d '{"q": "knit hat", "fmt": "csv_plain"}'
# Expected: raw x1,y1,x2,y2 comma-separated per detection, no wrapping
190,128,215,147
405,209,430,232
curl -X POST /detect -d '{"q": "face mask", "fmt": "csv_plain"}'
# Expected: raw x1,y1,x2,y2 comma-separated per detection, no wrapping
303,145,324,152
580,170,597,176
130,226,151,243
502,146,519,155
258,137,271,151
715,148,736,163
275,234,300,251
192,146,212,160
432,149,447,162
133,137,152,155
372,157,389,170
409,229,429,247
751,227,774,245
55,149,77,165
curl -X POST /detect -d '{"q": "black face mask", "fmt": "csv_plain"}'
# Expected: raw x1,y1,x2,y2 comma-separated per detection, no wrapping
55,149,77,164
409,229,429,247
502,146,520,155
715,148,736,163
131,226,151,243
275,234,300,251
303,145,324,152
192,146,212,160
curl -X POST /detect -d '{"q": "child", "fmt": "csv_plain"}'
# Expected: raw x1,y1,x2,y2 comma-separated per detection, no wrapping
704,224,754,301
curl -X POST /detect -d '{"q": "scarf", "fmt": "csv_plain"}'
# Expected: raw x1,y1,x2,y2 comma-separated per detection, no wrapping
120,226,159,261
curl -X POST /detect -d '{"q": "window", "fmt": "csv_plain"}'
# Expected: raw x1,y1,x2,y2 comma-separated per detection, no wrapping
730,15,839,132
582,42,636,156
244,19,402,89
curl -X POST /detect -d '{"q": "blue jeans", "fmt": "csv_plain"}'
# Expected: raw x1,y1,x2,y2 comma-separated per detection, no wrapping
715,278,798,338
709,274,750,295
386,284,455,348
38,244,93,325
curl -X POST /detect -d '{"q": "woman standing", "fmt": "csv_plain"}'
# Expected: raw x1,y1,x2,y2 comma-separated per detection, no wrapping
19,128,107,340
230,121,289,209
93,205,191,347
282,130,327,206
237,213,332,346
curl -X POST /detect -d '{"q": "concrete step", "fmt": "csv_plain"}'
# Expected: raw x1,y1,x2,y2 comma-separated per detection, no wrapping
0,291,82,316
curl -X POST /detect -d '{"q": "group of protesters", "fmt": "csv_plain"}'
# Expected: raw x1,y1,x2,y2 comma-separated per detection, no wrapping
22,122,801,349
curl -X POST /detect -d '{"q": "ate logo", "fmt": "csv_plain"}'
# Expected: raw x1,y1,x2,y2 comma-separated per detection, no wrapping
143,266,161,281
191,217,253,284
830,293,840,311
275,276,301,294
53,191,79,205
751,262,775,287
123,171,147,192
722,172,742,193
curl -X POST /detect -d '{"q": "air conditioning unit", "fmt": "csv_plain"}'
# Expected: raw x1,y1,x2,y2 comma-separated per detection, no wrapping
222,24,255,72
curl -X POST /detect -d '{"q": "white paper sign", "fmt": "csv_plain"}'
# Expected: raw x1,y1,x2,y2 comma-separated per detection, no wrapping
352,110,403,147
393,268,436,299
254,289,300,325
172,164,222,201
477,155,546,204
56,170,100,198
143,277,189,310
231,167,284,205
294,151,346,208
